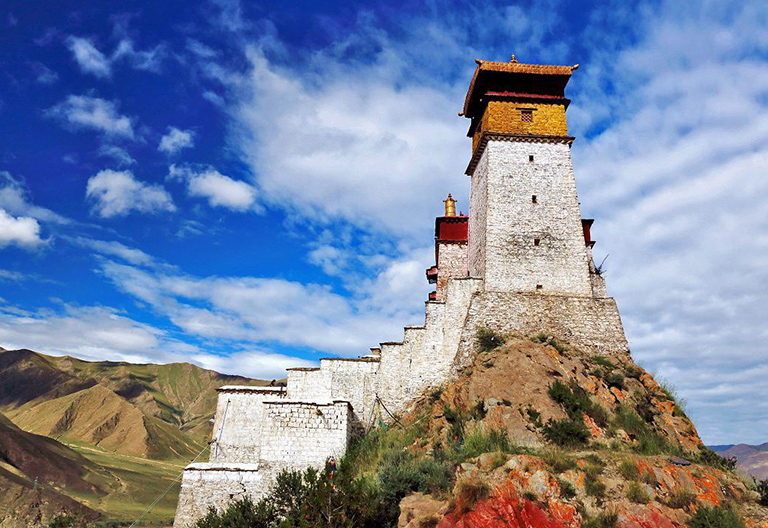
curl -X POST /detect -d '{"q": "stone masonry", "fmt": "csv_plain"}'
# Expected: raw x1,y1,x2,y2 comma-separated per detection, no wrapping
173,57,630,527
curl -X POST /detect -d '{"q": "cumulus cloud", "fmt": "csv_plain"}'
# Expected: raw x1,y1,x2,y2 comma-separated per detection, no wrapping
158,127,195,155
86,169,175,218
46,95,135,139
66,36,112,78
168,164,258,212
0,209,44,249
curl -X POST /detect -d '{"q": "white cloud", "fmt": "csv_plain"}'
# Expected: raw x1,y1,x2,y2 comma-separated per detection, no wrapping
168,164,258,212
70,237,154,266
0,303,312,379
66,36,112,78
66,36,165,78
98,144,136,166
0,209,44,249
46,95,135,139
86,170,175,218
0,172,70,224
158,127,195,155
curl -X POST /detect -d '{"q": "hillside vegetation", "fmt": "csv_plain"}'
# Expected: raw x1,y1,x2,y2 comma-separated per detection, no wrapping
196,335,768,528
0,347,267,527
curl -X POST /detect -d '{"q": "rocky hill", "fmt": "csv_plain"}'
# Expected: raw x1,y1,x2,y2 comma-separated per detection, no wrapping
0,348,267,460
309,334,768,528
712,443,768,480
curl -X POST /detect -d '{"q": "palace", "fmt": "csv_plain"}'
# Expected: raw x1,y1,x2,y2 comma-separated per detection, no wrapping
173,57,629,527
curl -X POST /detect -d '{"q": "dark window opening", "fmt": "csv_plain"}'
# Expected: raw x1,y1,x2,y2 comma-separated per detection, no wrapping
521,109,533,123
534,238,540,246
532,195,537,203
536,284,543,290
529,154,534,162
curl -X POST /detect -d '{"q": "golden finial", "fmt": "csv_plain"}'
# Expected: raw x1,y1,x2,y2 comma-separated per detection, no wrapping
510,53,518,63
443,194,457,217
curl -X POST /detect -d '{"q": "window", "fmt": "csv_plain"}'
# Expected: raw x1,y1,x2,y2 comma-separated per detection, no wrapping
536,284,543,290
534,238,540,246
532,195,537,203
529,154,534,162
521,109,533,122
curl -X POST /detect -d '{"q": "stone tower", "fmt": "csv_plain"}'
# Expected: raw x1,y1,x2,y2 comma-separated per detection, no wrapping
463,58,603,297
172,57,628,528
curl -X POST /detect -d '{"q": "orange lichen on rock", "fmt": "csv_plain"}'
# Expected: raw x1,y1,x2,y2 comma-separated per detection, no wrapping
438,482,579,528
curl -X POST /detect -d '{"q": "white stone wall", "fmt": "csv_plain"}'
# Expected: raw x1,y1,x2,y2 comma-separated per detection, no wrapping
436,241,468,301
468,151,489,278
173,463,272,528
286,368,330,400
209,387,286,463
258,401,352,470
321,358,379,429
469,140,594,297
454,290,629,372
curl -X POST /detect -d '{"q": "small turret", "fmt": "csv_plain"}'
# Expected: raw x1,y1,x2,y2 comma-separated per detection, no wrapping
443,194,457,217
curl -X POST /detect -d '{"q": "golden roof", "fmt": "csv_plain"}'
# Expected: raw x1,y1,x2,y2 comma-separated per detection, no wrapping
462,59,579,116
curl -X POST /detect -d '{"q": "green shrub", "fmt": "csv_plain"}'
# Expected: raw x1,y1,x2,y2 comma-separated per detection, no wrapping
541,447,577,473
455,480,490,514
627,482,651,503
542,418,590,447
548,380,607,427
443,404,466,443
755,478,768,506
477,327,505,352
687,505,745,528
522,490,538,502
613,405,675,456
48,516,78,528
591,356,617,370
428,387,443,403
696,447,738,472
619,459,640,480
665,490,697,509
604,371,626,390
193,497,275,528
557,478,577,499
583,511,618,528
625,365,644,379
584,462,606,499
462,427,514,458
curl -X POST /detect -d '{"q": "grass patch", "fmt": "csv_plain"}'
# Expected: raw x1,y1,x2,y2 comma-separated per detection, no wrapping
627,482,651,504
591,356,617,370
533,333,568,354
455,480,490,515
612,405,677,456
583,511,618,528
462,426,516,458
687,505,745,528
619,459,640,481
557,478,577,499
541,448,577,473
477,327,505,353
542,418,590,447
548,380,607,427
665,490,697,509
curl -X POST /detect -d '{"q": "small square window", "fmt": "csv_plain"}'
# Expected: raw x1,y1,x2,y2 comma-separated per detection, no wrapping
536,284,543,290
532,195,537,203
529,155,534,162
521,109,533,123
534,238,540,246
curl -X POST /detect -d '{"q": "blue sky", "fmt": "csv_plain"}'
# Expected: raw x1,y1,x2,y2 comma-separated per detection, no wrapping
1,0,767,445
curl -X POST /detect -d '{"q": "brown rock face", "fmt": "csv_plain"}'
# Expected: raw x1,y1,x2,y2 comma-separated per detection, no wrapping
432,338,702,453
398,493,449,528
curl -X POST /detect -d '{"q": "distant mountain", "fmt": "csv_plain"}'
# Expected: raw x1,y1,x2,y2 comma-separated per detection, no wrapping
0,347,270,526
711,442,768,479
0,411,100,527
0,348,267,461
